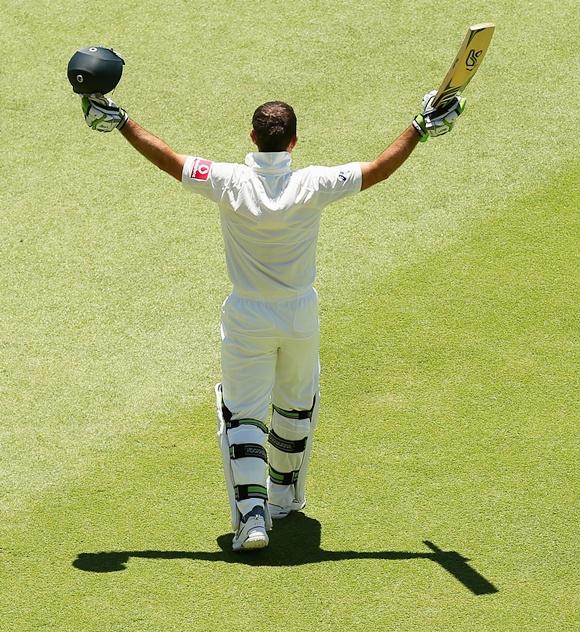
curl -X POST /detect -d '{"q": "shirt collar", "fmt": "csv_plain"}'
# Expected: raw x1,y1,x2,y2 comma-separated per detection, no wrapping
245,151,292,175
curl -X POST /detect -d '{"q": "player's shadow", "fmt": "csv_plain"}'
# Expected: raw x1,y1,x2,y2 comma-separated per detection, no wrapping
73,513,497,595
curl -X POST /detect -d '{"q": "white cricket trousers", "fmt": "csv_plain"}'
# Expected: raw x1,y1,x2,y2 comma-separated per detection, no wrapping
220,288,320,420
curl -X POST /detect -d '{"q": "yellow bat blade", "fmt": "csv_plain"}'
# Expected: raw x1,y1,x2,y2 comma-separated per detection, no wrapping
431,23,495,109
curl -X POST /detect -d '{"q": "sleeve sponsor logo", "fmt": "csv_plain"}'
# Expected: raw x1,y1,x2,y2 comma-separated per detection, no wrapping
190,158,212,181
338,171,347,182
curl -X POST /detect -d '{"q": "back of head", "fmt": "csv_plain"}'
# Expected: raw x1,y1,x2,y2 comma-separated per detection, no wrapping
252,101,297,152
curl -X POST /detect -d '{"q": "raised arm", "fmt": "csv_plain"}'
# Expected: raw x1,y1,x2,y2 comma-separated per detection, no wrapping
360,91,467,191
119,119,185,181
80,95,186,181
360,126,420,191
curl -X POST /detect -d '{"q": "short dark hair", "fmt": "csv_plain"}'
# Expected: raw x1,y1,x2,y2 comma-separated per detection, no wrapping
252,101,297,152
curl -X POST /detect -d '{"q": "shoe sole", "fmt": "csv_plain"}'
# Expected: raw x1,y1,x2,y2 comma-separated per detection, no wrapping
233,535,269,552
232,529,269,552
240,534,269,550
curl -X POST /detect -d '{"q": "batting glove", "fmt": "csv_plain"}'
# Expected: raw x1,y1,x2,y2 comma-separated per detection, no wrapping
81,94,128,132
412,90,466,142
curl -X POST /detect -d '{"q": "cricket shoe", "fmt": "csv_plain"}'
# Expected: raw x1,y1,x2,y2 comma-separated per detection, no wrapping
268,498,306,520
232,506,269,552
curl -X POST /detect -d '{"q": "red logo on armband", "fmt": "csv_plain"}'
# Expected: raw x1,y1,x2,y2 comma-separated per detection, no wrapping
191,158,212,180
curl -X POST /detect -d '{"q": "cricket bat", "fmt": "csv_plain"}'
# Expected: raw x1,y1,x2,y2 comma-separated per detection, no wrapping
431,23,495,109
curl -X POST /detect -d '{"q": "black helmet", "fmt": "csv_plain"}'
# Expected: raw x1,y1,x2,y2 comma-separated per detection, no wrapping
67,46,124,94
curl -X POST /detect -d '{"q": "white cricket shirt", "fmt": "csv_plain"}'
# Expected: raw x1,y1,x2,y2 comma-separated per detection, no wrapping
182,152,361,300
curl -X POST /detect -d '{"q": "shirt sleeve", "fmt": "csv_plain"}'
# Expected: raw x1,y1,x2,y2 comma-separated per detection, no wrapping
307,162,362,208
182,156,233,203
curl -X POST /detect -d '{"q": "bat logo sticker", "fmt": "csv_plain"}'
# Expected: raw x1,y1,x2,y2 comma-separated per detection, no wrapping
466,48,482,71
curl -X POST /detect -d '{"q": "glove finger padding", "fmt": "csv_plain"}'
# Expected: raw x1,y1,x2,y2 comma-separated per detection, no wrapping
426,96,465,137
81,95,128,132
421,89,437,112
413,95,466,141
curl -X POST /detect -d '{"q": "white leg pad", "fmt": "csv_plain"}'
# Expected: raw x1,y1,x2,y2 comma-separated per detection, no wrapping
267,393,319,509
227,425,267,489
296,393,319,503
215,383,272,531
216,384,241,530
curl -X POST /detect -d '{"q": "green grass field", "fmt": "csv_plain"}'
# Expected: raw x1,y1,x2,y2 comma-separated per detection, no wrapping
1,1,578,630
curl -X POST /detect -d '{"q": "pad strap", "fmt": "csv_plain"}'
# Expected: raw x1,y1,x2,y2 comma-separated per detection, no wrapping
229,443,267,462
222,398,268,434
268,429,307,453
235,484,268,501
272,404,312,420
269,465,299,485
227,418,268,434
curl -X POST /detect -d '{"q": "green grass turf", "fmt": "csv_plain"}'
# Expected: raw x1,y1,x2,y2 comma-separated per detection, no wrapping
1,1,579,630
